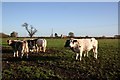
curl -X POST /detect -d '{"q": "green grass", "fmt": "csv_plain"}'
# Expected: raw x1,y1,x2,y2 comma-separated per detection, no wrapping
1,38,66,48
46,38,66,48
2,38,120,79
1,38,119,48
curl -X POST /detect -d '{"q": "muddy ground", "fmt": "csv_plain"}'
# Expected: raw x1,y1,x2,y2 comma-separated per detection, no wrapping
2,46,120,80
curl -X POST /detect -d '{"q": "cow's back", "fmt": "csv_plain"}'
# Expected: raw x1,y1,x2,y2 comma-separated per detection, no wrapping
36,39,47,47
78,39,93,51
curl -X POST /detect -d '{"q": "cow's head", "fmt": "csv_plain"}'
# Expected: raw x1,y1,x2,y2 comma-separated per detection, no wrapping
7,40,12,45
64,39,78,48
70,40,78,48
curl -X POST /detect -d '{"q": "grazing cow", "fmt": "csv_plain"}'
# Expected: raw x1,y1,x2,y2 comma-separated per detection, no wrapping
64,38,98,61
36,39,47,52
7,40,29,58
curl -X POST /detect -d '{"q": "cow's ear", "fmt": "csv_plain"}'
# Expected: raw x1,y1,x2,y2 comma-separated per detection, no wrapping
73,40,77,43
7,40,9,43
23,41,26,43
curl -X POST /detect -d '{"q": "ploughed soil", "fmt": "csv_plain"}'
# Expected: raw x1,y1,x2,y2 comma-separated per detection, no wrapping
2,46,120,80
2,47,84,80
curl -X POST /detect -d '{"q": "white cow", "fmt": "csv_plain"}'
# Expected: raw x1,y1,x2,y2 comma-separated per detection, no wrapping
36,39,47,52
65,38,98,61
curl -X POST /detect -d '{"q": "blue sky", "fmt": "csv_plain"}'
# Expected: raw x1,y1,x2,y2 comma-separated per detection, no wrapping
2,2,118,37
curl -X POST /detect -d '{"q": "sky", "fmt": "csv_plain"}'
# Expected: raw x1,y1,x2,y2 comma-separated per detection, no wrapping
2,2,118,37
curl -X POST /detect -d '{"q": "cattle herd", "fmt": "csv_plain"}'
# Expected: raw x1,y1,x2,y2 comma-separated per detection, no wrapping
7,38,47,58
7,38,98,61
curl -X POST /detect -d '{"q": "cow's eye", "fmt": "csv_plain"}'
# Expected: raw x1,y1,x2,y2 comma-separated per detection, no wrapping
79,46,81,47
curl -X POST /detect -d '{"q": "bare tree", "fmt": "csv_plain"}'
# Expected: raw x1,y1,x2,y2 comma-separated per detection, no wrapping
22,23,37,37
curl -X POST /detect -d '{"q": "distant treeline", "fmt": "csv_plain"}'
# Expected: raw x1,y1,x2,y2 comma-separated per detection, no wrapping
8,36,120,39
1,33,120,39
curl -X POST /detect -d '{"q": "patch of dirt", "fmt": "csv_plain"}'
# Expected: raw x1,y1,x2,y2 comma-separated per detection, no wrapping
2,47,85,79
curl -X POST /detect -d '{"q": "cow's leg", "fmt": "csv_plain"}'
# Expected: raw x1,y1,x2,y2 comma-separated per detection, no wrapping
13,51,16,57
34,46,37,52
35,44,37,53
94,53,97,59
40,47,42,52
21,50,24,58
43,47,46,52
94,48,97,59
21,53,23,58
86,51,88,57
26,53,28,58
93,47,97,59
44,47,46,51
16,51,19,57
38,47,40,52
80,51,83,61
26,48,29,58
36,46,39,53
76,53,79,60
21,52,22,58
94,52,96,59
37,47,40,53
26,48,29,53
84,52,86,57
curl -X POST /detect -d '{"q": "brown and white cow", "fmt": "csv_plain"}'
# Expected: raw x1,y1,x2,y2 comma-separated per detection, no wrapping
26,39,38,52
7,40,29,58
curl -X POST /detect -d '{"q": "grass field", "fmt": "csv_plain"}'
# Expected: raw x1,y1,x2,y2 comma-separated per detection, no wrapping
1,38,120,80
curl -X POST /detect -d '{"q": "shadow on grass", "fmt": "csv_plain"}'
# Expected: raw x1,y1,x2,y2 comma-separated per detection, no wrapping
2,47,64,62
2,46,13,53
2,54,61,62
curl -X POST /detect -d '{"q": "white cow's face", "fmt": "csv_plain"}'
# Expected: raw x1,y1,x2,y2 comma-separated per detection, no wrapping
69,40,74,47
69,40,78,48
